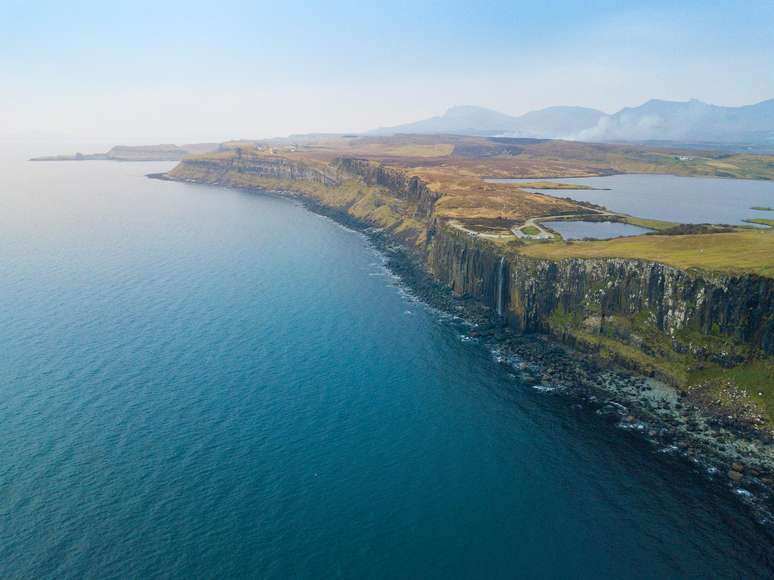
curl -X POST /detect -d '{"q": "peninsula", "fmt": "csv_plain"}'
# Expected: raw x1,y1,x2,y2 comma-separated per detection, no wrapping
42,132,774,499
149,134,774,490
30,143,219,162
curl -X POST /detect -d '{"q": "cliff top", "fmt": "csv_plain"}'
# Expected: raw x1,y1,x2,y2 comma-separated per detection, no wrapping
517,229,774,278
174,136,774,278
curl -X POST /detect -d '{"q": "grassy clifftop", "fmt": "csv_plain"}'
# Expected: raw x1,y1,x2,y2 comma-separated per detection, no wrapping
518,229,774,278
172,137,774,279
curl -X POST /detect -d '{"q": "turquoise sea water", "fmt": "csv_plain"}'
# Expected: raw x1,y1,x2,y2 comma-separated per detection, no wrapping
1,144,773,578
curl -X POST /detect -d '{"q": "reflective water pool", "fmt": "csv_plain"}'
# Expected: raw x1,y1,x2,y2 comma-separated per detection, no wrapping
490,174,774,225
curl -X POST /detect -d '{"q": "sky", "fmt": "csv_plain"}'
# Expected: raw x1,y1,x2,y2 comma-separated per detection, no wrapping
2,0,773,142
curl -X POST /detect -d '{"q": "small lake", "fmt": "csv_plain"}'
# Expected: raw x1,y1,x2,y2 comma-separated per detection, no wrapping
543,220,652,240
490,174,774,225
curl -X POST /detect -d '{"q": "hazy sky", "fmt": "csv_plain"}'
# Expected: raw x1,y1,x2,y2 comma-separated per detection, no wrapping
2,0,773,142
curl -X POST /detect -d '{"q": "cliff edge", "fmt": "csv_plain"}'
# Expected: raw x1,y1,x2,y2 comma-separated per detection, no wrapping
161,142,774,429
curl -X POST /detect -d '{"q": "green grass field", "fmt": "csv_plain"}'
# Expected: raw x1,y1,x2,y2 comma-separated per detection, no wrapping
745,218,774,227
520,225,541,236
691,360,774,421
619,215,678,231
519,229,774,277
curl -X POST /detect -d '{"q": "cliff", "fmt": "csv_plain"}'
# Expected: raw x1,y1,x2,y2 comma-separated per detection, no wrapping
335,158,441,218
428,227,772,354
180,152,339,186
162,148,774,421
428,225,772,394
166,149,430,248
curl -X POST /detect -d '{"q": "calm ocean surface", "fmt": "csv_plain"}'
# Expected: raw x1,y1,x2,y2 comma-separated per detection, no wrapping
1,143,773,578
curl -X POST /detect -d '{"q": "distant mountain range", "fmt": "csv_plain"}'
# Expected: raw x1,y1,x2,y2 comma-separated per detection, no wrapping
368,105,606,138
369,99,774,149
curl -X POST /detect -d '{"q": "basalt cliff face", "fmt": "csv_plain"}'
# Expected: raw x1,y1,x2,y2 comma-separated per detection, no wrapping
163,151,773,409
428,227,773,360
178,153,339,186
335,158,441,218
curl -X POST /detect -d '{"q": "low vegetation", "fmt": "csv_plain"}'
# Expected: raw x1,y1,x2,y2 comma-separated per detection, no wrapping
549,307,774,421
518,229,774,277
504,181,597,190
520,225,541,236
744,218,774,227
619,215,678,231
690,360,774,421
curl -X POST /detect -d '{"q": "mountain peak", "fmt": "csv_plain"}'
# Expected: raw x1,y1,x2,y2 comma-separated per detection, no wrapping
368,98,774,146
370,105,605,138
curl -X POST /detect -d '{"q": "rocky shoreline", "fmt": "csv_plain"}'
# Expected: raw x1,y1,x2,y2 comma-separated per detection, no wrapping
151,173,774,528
373,230,774,522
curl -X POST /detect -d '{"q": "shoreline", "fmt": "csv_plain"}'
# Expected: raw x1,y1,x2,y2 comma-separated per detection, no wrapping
149,171,774,528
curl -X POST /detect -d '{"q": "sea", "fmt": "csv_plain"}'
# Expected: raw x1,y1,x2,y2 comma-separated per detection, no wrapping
1,143,772,578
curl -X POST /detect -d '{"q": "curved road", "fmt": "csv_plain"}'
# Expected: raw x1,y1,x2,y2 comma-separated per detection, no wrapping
512,209,617,240
449,209,620,241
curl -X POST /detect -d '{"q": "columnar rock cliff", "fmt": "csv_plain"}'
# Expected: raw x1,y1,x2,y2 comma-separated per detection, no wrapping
427,227,773,360
335,158,441,218
179,153,339,187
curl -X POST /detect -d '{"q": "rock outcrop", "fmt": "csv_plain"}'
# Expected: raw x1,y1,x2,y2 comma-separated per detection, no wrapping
180,153,339,187
335,158,440,218
427,227,773,357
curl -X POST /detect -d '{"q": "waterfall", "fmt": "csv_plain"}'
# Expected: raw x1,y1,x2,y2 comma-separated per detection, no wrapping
497,256,505,318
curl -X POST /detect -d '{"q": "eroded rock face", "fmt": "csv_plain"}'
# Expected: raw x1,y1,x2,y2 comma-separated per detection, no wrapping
335,158,440,218
426,226,510,317
176,155,338,187
427,227,773,355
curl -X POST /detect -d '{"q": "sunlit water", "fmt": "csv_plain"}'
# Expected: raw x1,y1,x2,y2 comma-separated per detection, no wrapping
490,174,774,225
542,220,652,240
1,144,773,578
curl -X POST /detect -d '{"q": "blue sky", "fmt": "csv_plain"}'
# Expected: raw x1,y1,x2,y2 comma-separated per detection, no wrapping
2,0,773,141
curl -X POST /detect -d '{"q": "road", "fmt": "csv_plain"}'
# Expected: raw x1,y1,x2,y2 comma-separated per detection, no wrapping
511,209,617,240
449,208,619,241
